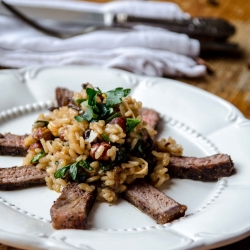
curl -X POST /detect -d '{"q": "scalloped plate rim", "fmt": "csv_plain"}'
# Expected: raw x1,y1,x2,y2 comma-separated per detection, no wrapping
0,65,250,250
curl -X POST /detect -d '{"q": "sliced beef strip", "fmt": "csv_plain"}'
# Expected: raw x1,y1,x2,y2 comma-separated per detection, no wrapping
140,107,160,129
56,87,74,107
0,133,28,156
124,180,187,224
50,183,96,230
0,165,47,190
168,154,235,181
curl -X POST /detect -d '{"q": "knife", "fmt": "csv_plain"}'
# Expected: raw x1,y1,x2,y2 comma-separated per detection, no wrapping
1,0,236,41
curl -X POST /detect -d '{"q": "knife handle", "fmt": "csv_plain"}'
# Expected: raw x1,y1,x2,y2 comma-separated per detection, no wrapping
114,13,236,41
199,41,241,56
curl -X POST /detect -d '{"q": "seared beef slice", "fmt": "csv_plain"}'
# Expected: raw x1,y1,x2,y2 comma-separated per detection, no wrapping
0,165,47,190
50,183,95,229
140,108,160,129
56,87,74,107
168,154,234,181
124,180,187,224
0,133,28,156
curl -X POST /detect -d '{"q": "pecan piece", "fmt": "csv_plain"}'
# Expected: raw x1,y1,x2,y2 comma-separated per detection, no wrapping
90,142,111,161
32,127,53,141
29,141,43,151
108,117,126,132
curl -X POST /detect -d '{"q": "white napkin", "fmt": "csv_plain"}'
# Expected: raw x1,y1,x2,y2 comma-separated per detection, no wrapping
0,0,207,78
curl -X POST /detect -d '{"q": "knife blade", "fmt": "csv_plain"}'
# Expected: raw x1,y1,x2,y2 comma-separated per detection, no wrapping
1,0,235,40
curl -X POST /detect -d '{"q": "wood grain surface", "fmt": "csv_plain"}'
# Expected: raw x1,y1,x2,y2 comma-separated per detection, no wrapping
170,0,250,121
0,0,249,249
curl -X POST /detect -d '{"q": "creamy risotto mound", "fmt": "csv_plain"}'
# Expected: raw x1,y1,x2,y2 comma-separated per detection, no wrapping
23,84,183,202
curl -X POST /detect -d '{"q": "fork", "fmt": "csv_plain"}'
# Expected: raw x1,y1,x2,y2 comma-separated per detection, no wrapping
1,0,240,55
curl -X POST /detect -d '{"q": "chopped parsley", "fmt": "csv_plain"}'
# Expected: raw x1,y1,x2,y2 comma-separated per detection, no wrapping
126,118,140,133
105,113,119,123
33,120,49,128
54,165,70,179
100,162,113,171
101,133,110,142
75,98,86,104
105,88,131,106
54,160,94,183
74,87,130,123
30,150,47,164
132,139,144,157
99,149,129,172
35,120,49,126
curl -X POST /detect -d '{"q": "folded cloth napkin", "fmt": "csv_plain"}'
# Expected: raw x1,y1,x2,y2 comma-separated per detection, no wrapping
0,0,207,78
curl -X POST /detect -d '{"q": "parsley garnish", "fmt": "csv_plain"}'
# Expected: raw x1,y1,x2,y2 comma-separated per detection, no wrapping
30,150,47,164
54,160,94,182
69,162,78,181
75,98,86,104
100,162,113,171
115,149,129,163
74,87,130,123
54,165,70,179
126,118,140,133
105,113,119,123
35,120,49,126
74,115,85,122
133,139,144,157
105,88,131,106
102,133,110,142
99,149,129,172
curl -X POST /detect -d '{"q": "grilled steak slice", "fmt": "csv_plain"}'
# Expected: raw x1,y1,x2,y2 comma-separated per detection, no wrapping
0,133,28,156
168,154,234,181
56,87,74,107
140,107,160,129
124,180,187,224
0,165,47,190
50,183,95,230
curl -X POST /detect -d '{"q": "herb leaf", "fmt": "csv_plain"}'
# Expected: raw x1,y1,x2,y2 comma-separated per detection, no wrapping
105,88,131,107
105,113,119,124
54,160,93,182
54,165,70,179
101,133,110,142
100,162,113,172
86,88,99,107
82,107,96,121
126,118,140,133
74,87,131,123
30,150,47,164
115,149,129,164
77,172,87,183
134,139,144,157
75,98,86,104
96,104,112,119
75,107,98,122
69,162,78,181
74,115,85,122
35,120,49,126
78,160,94,171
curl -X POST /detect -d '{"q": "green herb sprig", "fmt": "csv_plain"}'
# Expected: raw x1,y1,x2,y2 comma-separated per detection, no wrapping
54,160,94,183
126,118,140,133
74,87,130,123
30,150,47,164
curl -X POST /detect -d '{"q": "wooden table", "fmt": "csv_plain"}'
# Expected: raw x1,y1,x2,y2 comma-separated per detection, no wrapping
170,0,250,121
0,0,249,249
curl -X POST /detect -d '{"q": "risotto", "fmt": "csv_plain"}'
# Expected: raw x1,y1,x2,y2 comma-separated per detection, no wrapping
23,84,183,202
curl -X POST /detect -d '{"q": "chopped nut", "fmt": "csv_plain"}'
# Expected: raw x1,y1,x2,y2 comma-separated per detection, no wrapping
32,127,53,141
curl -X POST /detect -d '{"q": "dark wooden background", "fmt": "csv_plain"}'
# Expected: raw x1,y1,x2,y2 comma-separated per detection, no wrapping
0,0,249,249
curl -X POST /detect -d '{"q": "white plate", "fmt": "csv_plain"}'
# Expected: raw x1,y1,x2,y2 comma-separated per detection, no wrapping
0,65,250,250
